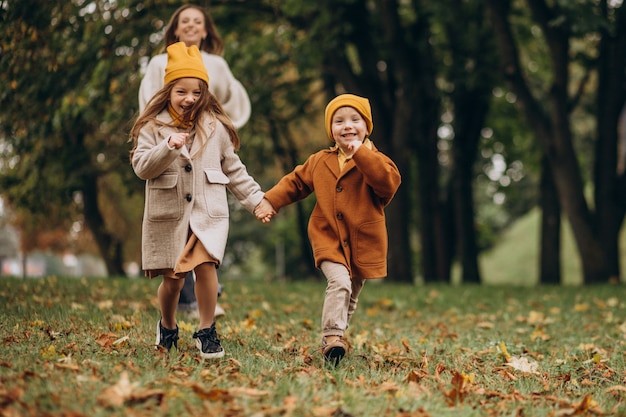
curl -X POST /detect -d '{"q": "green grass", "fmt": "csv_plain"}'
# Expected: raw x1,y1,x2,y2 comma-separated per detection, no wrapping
478,208,626,285
1,276,626,416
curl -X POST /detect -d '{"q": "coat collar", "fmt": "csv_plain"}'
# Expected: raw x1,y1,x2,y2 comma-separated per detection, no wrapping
324,139,378,179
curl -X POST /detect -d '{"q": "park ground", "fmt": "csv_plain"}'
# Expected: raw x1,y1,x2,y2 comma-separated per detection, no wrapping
1,276,625,416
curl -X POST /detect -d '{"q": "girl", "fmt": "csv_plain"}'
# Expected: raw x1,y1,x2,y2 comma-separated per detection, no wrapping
255,94,401,366
139,3,251,320
130,42,273,359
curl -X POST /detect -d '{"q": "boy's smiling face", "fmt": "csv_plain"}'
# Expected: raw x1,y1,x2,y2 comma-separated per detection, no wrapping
331,106,368,153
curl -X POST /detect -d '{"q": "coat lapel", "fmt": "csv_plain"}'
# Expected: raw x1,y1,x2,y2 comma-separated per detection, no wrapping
323,151,341,179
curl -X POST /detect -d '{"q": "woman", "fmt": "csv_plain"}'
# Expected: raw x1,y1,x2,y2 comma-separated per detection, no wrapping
139,4,251,127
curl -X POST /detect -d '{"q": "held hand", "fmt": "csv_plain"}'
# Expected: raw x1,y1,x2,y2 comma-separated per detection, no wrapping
254,199,276,223
167,132,189,149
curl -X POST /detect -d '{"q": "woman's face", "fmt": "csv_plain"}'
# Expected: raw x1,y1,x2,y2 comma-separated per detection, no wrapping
169,78,202,115
174,8,207,47
331,107,368,152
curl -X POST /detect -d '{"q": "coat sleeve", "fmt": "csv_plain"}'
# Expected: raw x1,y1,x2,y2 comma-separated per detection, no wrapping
351,146,401,205
264,155,317,211
218,128,264,212
138,54,166,114
131,124,181,180
202,54,251,130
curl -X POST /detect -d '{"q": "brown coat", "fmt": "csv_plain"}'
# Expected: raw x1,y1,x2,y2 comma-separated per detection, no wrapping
264,143,401,279
132,111,264,271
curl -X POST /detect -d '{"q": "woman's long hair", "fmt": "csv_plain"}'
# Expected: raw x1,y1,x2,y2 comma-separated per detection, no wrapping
130,79,239,159
163,4,224,56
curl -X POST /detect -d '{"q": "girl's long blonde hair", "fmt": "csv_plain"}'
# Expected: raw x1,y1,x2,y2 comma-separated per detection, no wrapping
129,79,239,159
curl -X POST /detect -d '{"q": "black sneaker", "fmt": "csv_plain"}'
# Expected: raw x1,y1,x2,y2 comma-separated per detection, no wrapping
155,320,179,351
193,323,224,359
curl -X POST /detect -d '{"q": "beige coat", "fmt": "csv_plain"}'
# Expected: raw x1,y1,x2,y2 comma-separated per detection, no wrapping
132,111,264,271
138,52,251,129
264,144,401,279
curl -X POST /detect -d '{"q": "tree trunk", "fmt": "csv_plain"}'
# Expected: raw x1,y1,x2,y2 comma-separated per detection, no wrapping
594,8,626,283
385,155,414,283
451,104,485,284
539,156,561,284
295,202,316,279
408,22,447,283
486,0,611,284
415,126,448,283
443,0,495,285
81,170,126,277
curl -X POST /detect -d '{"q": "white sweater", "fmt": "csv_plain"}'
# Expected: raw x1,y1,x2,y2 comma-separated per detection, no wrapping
138,51,251,129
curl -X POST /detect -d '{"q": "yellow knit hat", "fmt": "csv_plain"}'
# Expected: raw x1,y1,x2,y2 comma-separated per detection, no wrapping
324,94,373,139
164,42,209,85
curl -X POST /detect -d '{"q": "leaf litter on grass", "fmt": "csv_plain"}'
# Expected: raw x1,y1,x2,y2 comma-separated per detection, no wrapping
1,277,626,416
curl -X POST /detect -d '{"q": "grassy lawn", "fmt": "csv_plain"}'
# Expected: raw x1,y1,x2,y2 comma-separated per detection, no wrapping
1,276,625,416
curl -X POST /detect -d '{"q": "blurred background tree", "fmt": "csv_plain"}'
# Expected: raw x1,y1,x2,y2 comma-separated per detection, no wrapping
0,0,624,285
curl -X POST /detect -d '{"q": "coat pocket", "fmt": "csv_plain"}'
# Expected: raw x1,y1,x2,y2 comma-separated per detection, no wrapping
204,169,230,218
146,173,183,221
354,219,387,266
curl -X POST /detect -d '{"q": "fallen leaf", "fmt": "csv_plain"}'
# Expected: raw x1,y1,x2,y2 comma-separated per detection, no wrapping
379,380,400,393
505,356,539,374
527,310,545,325
54,362,79,371
97,371,138,407
112,335,129,346
40,345,58,359
574,303,590,312
605,385,626,395
556,393,604,416
229,387,270,397
404,369,429,384
311,406,341,417
444,371,473,405
499,341,511,361
401,338,412,353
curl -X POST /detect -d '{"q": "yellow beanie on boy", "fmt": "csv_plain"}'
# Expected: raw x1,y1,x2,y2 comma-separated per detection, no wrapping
164,42,209,85
324,94,373,139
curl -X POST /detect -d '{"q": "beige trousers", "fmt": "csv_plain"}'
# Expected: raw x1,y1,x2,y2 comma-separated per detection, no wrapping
320,261,365,338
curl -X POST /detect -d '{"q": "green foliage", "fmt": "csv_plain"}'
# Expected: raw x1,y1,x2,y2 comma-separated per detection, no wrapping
2,0,624,283
1,276,625,415
0,0,162,267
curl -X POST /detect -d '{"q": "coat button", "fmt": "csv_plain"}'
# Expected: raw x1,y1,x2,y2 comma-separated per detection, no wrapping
336,185,343,192
336,213,343,220
185,164,192,172
185,194,192,202
342,240,349,247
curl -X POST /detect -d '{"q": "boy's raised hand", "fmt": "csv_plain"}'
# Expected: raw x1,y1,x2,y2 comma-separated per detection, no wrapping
344,139,362,158
254,198,276,223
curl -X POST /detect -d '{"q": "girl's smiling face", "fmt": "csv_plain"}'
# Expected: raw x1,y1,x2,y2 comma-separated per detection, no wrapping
170,78,202,114
331,106,368,152
174,8,207,47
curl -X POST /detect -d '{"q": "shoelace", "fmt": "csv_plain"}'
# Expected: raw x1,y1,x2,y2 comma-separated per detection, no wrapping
161,328,179,347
